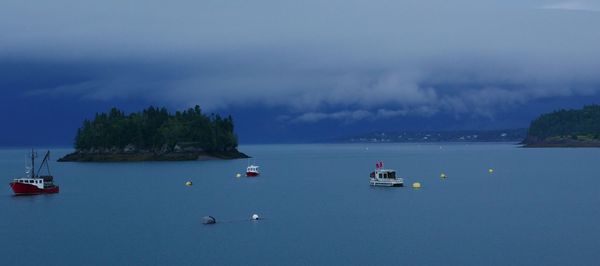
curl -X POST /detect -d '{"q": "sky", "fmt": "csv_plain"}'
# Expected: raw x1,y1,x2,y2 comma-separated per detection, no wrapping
1,0,599,145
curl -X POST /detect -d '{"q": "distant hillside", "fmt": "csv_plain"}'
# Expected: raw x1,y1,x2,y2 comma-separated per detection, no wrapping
341,129,526,143
59,106,248,162
523,105,600,147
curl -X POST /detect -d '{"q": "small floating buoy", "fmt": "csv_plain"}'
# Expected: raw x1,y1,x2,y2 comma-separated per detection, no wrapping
185,181,193,186
440,173,447,178
236,173,241,178
202,216,216,224
412,182,421,189
488,168,494,174
251,214,260,220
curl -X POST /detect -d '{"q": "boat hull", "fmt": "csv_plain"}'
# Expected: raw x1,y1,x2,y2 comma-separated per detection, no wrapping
246,172,259,177
9,182,59,195
370,180,404,187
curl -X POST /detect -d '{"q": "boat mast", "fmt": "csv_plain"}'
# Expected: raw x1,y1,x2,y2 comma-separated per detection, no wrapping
31,149,35,178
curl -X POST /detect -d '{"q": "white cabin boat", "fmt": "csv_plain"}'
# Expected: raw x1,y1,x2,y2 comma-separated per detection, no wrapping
246,164,260,177
370,167,403,187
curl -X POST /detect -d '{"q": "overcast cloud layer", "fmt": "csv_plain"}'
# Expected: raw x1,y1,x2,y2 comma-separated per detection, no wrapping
1,0,600,123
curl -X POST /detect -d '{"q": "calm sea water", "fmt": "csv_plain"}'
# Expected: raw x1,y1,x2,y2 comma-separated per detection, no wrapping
1,144,600,265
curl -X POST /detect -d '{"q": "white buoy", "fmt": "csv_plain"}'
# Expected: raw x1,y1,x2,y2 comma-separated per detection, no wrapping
251,214,260,220
488,168,494,174
185,181,193,186
412,182,421,189
440,173,447,178
236,173,242,178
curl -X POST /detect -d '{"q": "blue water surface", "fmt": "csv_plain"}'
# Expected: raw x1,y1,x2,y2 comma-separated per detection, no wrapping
1,144,599,265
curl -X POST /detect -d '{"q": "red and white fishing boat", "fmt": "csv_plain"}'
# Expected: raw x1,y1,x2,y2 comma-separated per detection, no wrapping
246,164,260,177
9,150,59,195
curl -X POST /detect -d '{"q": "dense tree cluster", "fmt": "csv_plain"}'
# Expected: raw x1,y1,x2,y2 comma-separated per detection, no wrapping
75,106,238,152
527,105,600,141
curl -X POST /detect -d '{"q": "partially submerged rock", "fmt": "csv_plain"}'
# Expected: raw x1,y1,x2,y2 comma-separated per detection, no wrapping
202,216,216,224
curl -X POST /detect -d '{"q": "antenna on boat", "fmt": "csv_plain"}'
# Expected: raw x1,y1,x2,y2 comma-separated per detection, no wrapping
29,149,38,178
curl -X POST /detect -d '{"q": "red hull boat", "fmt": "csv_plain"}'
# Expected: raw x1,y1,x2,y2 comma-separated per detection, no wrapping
9,150,59,195
10,180,59,195
246,164,260,177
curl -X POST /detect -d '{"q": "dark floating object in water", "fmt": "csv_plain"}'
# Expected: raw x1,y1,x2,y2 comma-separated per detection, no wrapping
202,216,216,224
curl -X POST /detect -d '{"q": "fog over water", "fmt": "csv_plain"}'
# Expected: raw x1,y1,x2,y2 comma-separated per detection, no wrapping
1,0,599,144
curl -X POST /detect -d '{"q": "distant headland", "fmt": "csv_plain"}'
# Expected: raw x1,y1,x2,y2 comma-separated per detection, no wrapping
522,105,600,148
58,106,249,162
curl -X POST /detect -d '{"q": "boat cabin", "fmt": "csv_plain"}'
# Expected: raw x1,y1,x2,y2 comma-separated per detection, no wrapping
247,165,259,172
371,169,398,180
12,178,45,189
370,162,403,187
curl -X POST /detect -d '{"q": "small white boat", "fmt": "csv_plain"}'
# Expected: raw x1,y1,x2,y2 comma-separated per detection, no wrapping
369,162,403,187
246,164,260,177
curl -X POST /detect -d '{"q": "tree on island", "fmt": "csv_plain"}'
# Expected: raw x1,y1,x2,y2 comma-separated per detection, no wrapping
74,105,238,153
524,105,600,145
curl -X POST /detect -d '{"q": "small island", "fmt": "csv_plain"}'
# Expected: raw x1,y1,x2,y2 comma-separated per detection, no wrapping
522,105,600,147
59,106,249,162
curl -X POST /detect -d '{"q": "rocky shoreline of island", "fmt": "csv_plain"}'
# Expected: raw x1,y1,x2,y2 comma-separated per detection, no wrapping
521,139,600,148
58,148,249,162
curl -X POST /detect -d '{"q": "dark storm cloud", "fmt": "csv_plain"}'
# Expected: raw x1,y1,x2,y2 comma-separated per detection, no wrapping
1,0,600,122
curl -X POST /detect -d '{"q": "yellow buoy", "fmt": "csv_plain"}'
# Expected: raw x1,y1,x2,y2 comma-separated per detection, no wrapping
440,173,447,178
488,168,494,174
236,173,242,178
412,182,421,189
185,181,193,186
